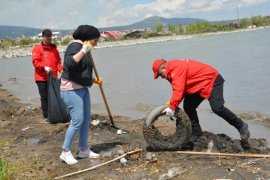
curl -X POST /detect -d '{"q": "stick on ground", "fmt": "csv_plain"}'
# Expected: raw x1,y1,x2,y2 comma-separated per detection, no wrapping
54,149,143,179
177,151,270,158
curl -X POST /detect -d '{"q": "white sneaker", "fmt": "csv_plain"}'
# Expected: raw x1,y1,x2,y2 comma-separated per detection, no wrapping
77,149,100,158
60,151,78,165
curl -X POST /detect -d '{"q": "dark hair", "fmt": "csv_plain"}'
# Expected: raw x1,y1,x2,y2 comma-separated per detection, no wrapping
42,29,52,37
73,25,100,41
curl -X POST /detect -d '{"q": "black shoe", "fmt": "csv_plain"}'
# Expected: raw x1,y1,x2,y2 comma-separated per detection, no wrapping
188,134,201,143
238,122,250,140
186,134,201,150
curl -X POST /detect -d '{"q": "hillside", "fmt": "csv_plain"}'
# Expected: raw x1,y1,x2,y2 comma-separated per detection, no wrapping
0,16,207,39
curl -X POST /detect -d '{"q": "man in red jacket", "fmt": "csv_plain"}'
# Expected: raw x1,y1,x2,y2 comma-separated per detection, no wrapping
152,59,250,145
32,29,63,122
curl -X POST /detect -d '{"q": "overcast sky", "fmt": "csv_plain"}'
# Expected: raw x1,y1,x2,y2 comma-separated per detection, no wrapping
0,0,269,29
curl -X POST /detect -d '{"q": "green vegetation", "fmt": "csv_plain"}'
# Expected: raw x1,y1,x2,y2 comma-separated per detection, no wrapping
155,23,164,33
0,158,16,180
153,15,270,35
0,15,269,50
0,36,71,50
60,37,72,45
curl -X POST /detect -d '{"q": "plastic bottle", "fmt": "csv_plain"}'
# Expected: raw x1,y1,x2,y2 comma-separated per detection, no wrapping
207,140,214,153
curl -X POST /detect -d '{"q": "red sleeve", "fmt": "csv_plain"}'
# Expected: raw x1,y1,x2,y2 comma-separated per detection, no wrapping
32,45,44,69
169,64,187,110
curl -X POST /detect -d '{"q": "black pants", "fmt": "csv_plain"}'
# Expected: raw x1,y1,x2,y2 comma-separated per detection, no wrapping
183,74,244,136
36,81,48,118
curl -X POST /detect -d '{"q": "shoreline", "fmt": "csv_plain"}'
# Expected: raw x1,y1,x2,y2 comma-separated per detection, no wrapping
0,26,268,59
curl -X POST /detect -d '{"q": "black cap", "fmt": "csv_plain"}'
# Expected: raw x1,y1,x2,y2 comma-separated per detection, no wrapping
73,25,100,41
42,29,52,37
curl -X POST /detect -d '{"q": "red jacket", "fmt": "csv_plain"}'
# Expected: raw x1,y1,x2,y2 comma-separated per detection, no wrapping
32,42,63,81
165,60,219,110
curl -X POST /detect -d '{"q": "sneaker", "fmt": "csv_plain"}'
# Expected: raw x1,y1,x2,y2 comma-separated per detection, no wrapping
238,122,250,140
77,149,100,158
60,151,78,165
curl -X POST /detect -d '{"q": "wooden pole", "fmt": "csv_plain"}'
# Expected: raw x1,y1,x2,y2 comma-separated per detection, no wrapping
87,51,115,127
54,149,143,179
177,151,270,158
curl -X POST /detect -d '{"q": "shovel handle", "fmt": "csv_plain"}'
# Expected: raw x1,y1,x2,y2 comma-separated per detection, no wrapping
87,51,115,127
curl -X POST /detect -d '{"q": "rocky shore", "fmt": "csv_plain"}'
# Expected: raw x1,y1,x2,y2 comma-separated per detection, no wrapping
0,35,193,59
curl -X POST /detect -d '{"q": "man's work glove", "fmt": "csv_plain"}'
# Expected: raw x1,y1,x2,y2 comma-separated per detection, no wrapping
81,41,94,54
162,107,175,117
93,77,103,86
44,66,51,72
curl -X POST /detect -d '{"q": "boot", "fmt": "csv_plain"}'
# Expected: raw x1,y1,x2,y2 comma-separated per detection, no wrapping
190,124,203,141
238,122,250,140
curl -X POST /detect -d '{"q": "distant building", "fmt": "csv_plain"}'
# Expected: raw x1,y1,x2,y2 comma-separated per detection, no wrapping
100,31,124,40
37,31,62,39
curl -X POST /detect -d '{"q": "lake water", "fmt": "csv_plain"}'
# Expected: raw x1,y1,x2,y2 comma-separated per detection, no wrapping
0,28,270,142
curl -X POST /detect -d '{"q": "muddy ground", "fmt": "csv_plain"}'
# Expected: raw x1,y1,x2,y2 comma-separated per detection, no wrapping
0,85,270,180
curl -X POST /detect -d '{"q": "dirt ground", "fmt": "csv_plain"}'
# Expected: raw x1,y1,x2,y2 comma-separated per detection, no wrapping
0,85,270,180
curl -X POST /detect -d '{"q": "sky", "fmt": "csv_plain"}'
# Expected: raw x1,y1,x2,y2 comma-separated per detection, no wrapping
0,0,269,29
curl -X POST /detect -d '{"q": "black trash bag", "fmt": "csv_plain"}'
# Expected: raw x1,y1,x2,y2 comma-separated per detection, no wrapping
47,71,70,124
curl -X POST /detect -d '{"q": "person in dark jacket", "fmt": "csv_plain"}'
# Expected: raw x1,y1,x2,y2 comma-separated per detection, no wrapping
152,59,250,147
59,25,102,165
32,29,63,121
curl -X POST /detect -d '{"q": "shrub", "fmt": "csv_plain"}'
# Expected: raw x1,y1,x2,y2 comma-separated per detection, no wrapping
0,38,16,49
60,37,71,45
18,37,34,46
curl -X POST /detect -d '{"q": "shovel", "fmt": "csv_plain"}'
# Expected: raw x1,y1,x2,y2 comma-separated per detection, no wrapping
87,51,128,134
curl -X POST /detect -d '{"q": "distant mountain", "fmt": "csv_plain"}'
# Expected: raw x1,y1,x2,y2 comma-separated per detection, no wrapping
99,16,207,31
0,25,71,39
0,16,232,39
0,25,41,39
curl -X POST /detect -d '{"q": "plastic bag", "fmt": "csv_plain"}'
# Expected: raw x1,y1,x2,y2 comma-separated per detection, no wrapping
47,72,70,123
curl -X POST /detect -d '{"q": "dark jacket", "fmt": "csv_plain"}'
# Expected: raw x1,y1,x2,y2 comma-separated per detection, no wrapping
61,41,93,86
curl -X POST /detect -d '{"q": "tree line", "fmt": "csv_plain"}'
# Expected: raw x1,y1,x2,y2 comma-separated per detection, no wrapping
147,15,270,36
0,15,269,49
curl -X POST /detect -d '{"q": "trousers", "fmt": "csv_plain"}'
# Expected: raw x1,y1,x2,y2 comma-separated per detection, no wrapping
36,81,48,118
60,88,91,151
183,74,244,136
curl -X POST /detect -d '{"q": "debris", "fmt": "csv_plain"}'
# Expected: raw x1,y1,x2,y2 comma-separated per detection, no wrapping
120,157,127,166
91,119,100,126
117,129,123,135
227,168,235,172
167,167,184,178
158,167,186,180
207,140,214,153
22,127,31,131
145,152,155,160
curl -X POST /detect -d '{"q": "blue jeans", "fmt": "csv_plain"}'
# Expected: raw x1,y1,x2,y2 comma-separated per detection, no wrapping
60,88,91,151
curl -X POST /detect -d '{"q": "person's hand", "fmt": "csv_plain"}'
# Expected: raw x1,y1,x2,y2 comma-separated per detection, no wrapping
93,77,103,85
81,41,94,54
162,107,175,117
44,66,51,72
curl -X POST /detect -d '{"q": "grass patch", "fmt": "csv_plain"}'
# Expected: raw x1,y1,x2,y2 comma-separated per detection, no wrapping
0,158,16,180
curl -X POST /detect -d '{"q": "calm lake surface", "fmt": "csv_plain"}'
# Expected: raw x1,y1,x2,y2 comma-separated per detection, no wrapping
0,28,270,142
